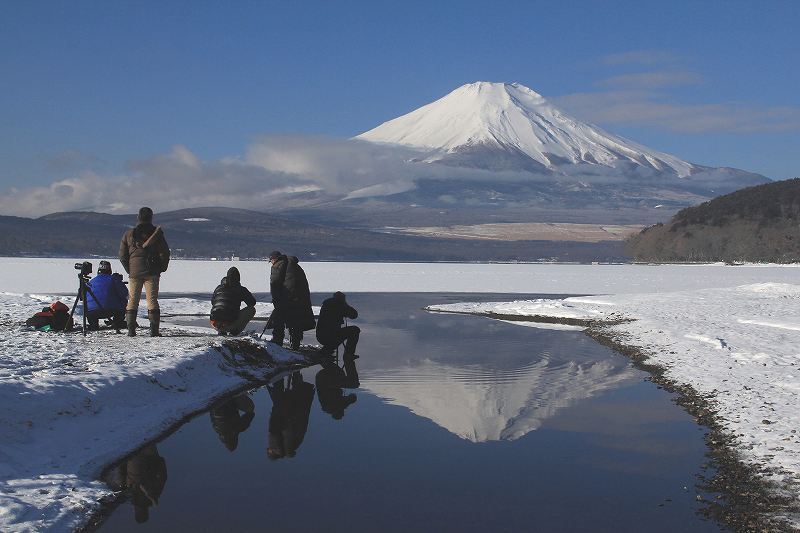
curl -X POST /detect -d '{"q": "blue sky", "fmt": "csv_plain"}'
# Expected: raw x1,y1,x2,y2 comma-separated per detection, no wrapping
1,0,798,213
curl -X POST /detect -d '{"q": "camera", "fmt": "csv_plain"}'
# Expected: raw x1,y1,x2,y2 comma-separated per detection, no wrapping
74,261,92,277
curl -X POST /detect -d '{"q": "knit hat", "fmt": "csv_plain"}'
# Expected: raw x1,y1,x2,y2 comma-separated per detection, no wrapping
138,207,153,223
226,266,240,284
98,260,112,274
269,250,282,261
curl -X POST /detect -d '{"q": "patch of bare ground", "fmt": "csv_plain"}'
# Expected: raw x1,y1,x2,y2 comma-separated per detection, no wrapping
392,222,644,242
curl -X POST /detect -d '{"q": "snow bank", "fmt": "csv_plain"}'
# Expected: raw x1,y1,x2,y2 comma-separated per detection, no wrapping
429,283,800,521
0,293,304,533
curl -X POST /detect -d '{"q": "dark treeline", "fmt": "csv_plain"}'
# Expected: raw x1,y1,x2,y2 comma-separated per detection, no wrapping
627,178,800,263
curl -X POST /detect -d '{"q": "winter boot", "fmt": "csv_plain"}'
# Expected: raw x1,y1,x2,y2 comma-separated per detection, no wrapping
148,309,161,337
126,310,137,337
270,326,285,346
289,329,303,351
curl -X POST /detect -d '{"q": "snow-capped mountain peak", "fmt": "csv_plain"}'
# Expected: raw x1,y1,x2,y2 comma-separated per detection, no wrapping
356,81,695,177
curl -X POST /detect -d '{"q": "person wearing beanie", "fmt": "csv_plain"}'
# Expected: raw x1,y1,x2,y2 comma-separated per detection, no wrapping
267,251,315,349
210,266,257,336
119,206,170,337
316,291,360,359
85,260,128,330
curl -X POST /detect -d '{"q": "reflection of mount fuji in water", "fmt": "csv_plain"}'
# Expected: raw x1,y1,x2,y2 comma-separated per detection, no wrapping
360,355,636,443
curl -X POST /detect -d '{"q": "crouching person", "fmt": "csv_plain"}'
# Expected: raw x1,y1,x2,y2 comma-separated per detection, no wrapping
210,267,257,336
119,207,170,337
316,291,359,359
85,260,128,330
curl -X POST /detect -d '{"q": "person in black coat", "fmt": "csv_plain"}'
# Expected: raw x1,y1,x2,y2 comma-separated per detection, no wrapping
209,393,255,452
316,291,359,358
315,358,359,420
268,251,315,349
266,372,315,459
210,266,256,336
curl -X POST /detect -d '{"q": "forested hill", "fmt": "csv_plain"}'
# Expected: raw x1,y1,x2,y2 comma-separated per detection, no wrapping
626,178,800,263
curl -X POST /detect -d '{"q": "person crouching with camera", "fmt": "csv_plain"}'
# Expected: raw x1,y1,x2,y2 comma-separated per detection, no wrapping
85,260,129,330
119,207,170,337
210,266,257,336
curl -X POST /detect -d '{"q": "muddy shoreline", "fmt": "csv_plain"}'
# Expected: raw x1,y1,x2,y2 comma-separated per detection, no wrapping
432,308,799,532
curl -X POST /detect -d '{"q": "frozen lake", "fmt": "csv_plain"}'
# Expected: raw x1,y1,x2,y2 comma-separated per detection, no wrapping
92,293,722,532
0,257,797,295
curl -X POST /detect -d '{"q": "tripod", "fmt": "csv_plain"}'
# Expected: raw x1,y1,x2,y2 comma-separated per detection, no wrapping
68,273,118,336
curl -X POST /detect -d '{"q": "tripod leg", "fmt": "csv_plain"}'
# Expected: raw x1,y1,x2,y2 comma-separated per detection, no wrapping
68,275,83,332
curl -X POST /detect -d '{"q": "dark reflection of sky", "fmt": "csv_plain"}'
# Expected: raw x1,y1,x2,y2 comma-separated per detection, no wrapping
97,293,721,533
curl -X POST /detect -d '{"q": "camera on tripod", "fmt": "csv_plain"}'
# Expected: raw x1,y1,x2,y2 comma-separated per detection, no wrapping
74,261,92,278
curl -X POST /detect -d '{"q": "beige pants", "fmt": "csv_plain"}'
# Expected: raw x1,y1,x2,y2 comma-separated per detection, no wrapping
127,275,160,311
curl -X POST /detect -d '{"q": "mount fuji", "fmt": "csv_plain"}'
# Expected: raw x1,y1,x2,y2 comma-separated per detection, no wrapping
356,81,769,188
283,81,760,226
357,81,697,177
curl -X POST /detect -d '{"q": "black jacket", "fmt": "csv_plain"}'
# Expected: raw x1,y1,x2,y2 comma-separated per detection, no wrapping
316,296,357,343
269,255,289,309
271,255,315,331
210,274,256,322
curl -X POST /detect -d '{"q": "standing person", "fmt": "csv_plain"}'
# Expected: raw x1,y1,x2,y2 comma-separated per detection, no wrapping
210,266,257,336
268,251,315,349
85,260,128,330
266,372,315,460
316,291,359,359
268,251,288,345
119,207,170,337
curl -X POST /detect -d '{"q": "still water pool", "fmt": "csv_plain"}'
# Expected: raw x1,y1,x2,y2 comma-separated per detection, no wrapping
94,293,721,532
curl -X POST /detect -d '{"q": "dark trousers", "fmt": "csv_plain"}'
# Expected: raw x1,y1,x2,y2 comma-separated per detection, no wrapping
86,309,125,330
212,306,256,336
318,325,360,356
271,313,304,349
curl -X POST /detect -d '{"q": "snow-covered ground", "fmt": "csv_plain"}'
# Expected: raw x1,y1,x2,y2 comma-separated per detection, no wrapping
428,282,800,525
0,292,303,533
1,258,799,531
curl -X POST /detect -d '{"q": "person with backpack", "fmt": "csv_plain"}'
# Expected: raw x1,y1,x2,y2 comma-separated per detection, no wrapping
268,251,315,349
85,260,128,330
210,266,257,336
119,207,170,337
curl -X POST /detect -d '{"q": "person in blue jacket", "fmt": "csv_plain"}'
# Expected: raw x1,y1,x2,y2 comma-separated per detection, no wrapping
86,260,129,330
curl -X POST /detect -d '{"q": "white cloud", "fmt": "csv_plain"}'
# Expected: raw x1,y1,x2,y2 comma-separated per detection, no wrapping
598,70,700,89
0,145,315,217
554,91,800,133
601,50,680,66
0,137,571,217
553,51,800,133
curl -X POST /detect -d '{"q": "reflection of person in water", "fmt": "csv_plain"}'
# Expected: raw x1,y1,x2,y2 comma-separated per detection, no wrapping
209,393,255,451
267,372,315,459
105,444,168,524
315,358,360,420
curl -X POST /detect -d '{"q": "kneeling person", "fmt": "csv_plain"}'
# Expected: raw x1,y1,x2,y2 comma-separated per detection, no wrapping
316,291,359,358
86,260,129,330
210,267,257,336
